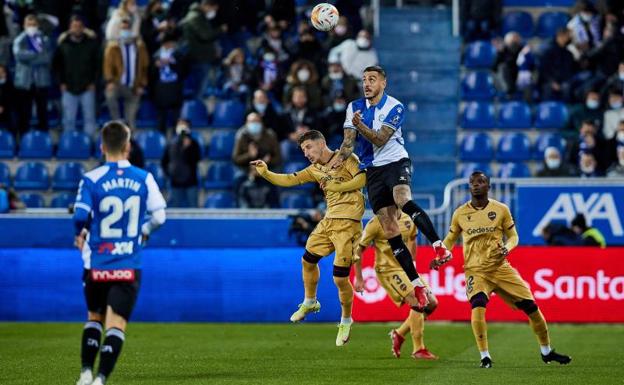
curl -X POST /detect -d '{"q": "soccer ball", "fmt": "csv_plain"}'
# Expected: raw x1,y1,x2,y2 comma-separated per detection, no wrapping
310,3,339,32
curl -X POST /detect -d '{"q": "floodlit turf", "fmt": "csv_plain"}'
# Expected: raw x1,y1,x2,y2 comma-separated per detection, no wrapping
1,322,623,385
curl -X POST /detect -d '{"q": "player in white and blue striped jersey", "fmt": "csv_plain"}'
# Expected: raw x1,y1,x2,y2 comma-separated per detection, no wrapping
73,121,166,385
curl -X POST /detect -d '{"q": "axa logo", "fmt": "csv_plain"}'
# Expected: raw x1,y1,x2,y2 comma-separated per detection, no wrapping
532,193,623,237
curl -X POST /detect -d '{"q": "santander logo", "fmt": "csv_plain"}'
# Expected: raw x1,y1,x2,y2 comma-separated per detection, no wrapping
533,268,624,300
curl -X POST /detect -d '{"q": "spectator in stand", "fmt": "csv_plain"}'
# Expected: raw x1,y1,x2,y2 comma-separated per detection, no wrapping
603,87,624,139
516,43,537,101
584,21,624,82
161,119,201,207
265,1,295,31
128,137,145,169
13,14,52,136
181,0,222,99
53,15,99,137
141,0,177,56
605,119,624,166
536,147,577,177
493,32,524,98
567,0,602,55
289,22,323,70
606,145,624,178
151,32,188,134
568,90,604,135
538,28,577,101
237,165,280,209
0,65,13,132
320,91,348,143
106,0,141,41
0,0,10,65
571,213,606,247
232,112,281,171
324,16,352,50
282,60,322,111
460,0,502,42
321,59,360,107
281,86,318,147
103,17,149,129
259,24,290,67
248,89,283,135
328,29,378,79
221,48,252,101
578,152,602,177
568,120,609,172
253,47,284,102
600,60,624,100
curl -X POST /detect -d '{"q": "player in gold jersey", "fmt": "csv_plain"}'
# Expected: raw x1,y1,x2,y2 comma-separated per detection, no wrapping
433,171,571,368
251,130,365,346
354,213,438,360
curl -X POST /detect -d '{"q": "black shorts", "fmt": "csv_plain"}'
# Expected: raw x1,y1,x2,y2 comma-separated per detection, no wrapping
365,158,412,213
83,269,141,321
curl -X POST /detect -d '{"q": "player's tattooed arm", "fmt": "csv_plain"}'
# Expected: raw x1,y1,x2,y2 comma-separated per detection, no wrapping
331,128,357,169
352,110,394,147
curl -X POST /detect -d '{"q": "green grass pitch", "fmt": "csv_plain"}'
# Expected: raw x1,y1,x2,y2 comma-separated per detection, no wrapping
1,322,623,385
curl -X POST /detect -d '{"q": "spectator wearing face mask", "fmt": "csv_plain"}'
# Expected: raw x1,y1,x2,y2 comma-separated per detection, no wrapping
493,32,524,98
536,147,577,177
568,120,609,172
320,92,348,143
247,89,282,135
221,48,252,101
259,24,290,65
578,151,603,177
567,0,602,55
584,21,624,80
538,28,577,102
571,213,606,247
253,48,284,101
13,14,53,136
328,29,378,79
283,59,322,111
567,90,603,136
281,87,318,153
106,0,141,41
53,15,99,137
324,16,351,50
600,60,624,99
0,65,14,132
161,119,201,207
104,17,150,129
151,32,188,134
141,0,177,56
232,112,281,171
321,60,360,107
237,164,280,209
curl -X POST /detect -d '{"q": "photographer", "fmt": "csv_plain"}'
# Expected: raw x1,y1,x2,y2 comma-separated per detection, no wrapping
288,209,323,246
161,119,201,207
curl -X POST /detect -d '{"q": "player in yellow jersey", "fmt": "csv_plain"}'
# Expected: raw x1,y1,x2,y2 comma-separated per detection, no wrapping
354,213,438,360
251,130,365,346
432,171,571,368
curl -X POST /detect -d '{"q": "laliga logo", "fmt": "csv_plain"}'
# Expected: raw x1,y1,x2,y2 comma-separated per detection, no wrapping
354,267,387,304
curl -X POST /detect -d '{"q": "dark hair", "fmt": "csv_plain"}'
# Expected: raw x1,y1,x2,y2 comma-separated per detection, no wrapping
24,14,38,24
101,121,130,154
581,119,596,127
201,0,218,6
297,130,325,146
469,170,490,184
363,65,386,78
69,14,84,25
571,213,587,229
556,27,569,37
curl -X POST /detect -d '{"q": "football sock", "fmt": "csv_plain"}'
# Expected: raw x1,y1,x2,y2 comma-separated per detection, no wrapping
471,307,488,352
303,298,317,306
302,260,320,301
528,310,550,347
409,310,425,351
396,319,410,337
81,321,102,370
387,235,419,281
334,277,353,318
480,350,491,359
97,328,125,380
540,345,552,355
401,200,441,244
341,317,352,325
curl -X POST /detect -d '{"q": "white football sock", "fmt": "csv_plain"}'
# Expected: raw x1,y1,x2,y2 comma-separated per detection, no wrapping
480,350,490,359
540,345,552,355
303,298,317,306
341,317,352,325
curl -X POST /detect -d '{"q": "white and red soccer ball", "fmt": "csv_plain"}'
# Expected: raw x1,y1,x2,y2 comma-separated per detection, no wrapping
310,3,339,32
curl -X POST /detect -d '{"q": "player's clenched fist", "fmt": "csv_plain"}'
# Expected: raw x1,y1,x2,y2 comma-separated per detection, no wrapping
352,110,363,128
250,159,268,175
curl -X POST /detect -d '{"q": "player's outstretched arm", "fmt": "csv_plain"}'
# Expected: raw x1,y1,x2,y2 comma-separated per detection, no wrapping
323,172,365,193
250,159,312,187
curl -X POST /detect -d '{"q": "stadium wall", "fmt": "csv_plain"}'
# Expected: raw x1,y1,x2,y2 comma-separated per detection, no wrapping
1,246,623,323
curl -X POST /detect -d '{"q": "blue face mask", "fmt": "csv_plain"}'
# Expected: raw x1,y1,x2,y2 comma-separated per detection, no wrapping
247,122,262,135
120,30,133,41
333,102,346,111
253,103,267,114
586,99,599,110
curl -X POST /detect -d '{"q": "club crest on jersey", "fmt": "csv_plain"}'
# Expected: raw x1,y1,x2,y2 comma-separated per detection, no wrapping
404,220,411,229
391,114,400,125
467,215,472,221
378,114,386,121
488,211,496,220
116,169,124,175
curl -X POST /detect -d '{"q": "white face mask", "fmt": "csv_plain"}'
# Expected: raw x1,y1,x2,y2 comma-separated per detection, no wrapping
176,125,190,136
356,37,370,49
619,72,624,81
545,158,561,169
205,10,217,20
333,102,346,111
297,69,310,82
580,163,595,174
586,99,599,109
580,12,592,22
335,24,347,36
25,26,38,36
247,122,262,135
120,29,133,40
328,71,343,80
617,131,624,143
610,101,623,109
253,102,267,114
619,158,624,167
263,53,275,62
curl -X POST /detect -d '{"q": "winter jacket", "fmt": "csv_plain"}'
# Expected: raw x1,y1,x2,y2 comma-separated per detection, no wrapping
12,31,53,89
53,28,99,94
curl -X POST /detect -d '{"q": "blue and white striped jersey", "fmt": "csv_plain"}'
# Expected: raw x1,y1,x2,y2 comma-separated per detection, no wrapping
343,93,409,169
73,160,166,269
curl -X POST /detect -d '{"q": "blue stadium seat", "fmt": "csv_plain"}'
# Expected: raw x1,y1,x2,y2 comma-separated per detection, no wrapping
145,162,167,189
204,191,236,208
208,131,236,160
212,100,245,128
0,162,10,186
458,162,492,178
460,71,496,101
56,131,92,159
181,100,210,127
53,162,85,190
135,131,166,159
136,100,158,128
20,192,45,208
461,101,496,129
502,11,534,39
533,132,566,160
204,162,235,189
283,162,313,190
498,162,531,178
50,192,75,208
498,101,532,129
460,133,494,162
463,41,497,69
18,130,53,159
280,192,314,209
535,101,568,129
536,12,570,39
497,132,531,162
0,130,15,158
189,132,206,158
14,162,49,190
